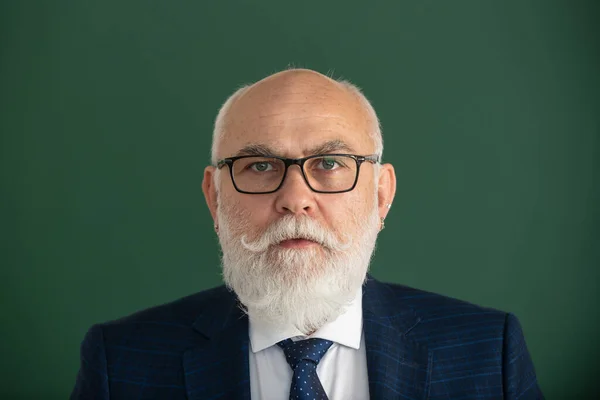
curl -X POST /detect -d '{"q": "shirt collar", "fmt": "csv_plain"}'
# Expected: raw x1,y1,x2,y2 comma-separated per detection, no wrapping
249,288,363,353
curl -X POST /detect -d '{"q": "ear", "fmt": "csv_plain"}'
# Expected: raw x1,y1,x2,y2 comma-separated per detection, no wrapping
377,163,396,219
202,166,219,223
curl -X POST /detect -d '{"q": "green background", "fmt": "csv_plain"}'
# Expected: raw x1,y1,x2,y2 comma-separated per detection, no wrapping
1,0,598,398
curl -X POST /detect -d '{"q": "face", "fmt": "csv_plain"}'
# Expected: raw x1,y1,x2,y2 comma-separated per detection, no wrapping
203,70,396,333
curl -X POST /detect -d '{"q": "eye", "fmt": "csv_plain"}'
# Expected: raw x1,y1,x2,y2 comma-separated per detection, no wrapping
316,157,344,170
249,161,274,172
321,158,337,170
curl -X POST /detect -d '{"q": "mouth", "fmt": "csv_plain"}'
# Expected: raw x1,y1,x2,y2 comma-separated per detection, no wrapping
278,238,320,249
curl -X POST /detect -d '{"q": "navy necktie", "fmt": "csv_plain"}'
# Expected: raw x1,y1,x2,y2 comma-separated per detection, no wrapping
277,338,334,400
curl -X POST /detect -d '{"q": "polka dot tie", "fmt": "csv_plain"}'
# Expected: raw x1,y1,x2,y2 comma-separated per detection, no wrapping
277,338,334,400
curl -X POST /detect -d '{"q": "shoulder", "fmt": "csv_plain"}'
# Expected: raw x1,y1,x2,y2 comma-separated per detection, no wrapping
367,278,510,346
72,285,236,397
368,280,543,397
106,285,232,326
368,278,506,318
91,285,234,346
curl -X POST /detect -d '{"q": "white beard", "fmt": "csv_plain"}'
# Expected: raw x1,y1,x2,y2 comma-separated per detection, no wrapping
217,198,381,334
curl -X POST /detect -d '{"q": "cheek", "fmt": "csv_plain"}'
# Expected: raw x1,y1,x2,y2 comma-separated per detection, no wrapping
319,165,377,220
319,191,372,231
245,199,274,225
220,191,275,229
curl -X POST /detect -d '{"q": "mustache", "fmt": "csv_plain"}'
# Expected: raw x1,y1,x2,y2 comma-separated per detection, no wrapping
240,215,352,253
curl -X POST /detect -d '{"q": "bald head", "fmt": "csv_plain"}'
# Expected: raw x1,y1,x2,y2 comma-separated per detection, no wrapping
211,69,382,164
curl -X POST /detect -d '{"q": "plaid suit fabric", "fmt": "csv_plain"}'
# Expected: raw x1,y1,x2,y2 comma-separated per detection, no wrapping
71,277,543,399
363,280,543,399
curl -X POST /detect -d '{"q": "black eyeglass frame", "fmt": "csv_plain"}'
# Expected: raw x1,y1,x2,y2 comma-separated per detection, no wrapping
216,153,380,194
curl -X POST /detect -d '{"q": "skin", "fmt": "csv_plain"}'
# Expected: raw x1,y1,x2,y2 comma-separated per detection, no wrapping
202,69,396,248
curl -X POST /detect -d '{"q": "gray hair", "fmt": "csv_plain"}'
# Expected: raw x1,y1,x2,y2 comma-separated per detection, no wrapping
210,71,383,165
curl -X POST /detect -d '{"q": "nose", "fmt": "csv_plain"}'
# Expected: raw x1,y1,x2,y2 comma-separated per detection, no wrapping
274,165,317,216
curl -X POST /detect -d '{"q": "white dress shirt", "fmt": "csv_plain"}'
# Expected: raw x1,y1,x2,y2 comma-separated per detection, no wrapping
248,289,369,400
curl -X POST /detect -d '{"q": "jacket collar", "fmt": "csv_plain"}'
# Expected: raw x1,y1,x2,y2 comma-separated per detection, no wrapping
183,278,430,399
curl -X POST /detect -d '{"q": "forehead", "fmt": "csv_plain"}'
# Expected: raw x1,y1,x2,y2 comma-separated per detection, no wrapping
218,72,375,158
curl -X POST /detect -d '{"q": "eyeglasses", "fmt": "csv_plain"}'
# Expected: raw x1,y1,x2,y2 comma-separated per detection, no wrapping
216,154,379,194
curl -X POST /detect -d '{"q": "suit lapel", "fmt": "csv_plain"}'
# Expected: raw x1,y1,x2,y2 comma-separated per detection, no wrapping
183,289,251,400
363,277,430,400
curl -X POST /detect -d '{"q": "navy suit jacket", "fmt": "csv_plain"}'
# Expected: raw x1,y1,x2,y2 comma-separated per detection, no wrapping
71,277,544,399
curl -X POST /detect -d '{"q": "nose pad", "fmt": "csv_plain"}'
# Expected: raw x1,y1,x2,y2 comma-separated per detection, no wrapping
281,164,309,190
275,164,316,214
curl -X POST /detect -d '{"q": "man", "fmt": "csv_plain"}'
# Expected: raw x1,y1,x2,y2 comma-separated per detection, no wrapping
71,68,544,399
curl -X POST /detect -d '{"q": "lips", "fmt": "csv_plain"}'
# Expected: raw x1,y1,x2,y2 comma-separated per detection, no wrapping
278,238,319,249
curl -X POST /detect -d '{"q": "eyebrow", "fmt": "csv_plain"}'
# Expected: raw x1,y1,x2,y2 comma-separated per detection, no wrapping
233,139,357,158
307,139,356,155
235,143,276,157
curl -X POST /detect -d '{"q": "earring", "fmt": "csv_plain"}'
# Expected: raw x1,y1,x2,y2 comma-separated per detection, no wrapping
380,217,385,231
214,224,219,233
386,203,391,209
